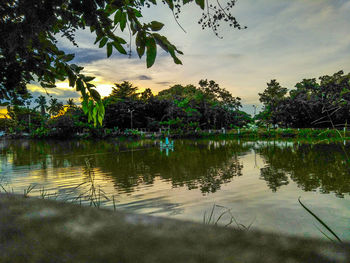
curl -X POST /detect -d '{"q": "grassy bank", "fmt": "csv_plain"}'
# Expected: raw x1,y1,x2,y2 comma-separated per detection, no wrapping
1,128,350,141
164,128,350,141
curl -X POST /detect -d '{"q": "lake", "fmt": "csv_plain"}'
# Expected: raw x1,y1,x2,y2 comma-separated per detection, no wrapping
0,138,349,241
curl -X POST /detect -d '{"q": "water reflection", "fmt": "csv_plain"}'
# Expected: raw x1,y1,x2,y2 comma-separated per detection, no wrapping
0,139,349,197
1,138,349,240
255,142,350,198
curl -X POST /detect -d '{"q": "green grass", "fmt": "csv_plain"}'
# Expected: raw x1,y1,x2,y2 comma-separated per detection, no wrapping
163,128,350,141
298,197,342,243
203,204,254,230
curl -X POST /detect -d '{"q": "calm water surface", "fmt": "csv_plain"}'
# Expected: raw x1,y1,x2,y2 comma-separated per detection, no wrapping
0,138,349,240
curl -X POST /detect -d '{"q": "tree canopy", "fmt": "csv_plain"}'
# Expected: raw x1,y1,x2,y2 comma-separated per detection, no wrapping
0,0,245,125
257,70,350,128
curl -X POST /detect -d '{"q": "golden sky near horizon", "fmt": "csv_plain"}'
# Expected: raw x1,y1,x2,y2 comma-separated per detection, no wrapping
0,108,8,118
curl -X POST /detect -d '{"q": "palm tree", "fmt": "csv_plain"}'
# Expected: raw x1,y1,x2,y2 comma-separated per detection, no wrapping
48,98,64,116
34,95,47,116
66,98,76,108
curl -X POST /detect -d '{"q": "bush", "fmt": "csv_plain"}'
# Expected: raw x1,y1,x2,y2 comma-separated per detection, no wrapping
0,118,17,132
31,127,50,138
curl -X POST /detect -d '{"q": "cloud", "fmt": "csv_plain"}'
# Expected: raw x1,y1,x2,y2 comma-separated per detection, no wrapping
155,81,173,86
27,84,81,106
136,75,153,80
121,74,153,81
51,0,350,109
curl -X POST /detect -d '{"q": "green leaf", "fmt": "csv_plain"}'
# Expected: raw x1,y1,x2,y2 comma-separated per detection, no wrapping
90,89,101,101
116,36,127,44
107,42,113,57
97,101,105,126
137,45,145,58
76,78,84,92
99,37,108,48
63,54,75,62
112,41,127,55
88,100,94,123
120,13,127,31
70,64,84,73
153,33,169,52
149,21,164,31
172,55,182,65
136,31,146,58
94,34,103,45
83,76,95,82
98,113,103,126
92,106,98,127
146,37,157,68
164,0,174,10
105,4,117,15
136,31,145,46
114,9,122,24
67,71,77,87
177,49,184,55
40,82,56,88
99,102,105,116
195,0,204,9
168,46,182,65
82,99,88,114
133,9,142,17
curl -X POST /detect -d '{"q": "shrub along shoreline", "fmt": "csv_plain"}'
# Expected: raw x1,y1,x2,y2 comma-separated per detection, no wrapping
1,128,350,141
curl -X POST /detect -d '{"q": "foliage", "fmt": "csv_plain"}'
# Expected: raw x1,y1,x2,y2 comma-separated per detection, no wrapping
108,81,140,102
0,118,17,132
34,95,48,116
31,126,50,138
257,70,350,128
99,79,246,131
7,105,44,132
0,0,245,125
48,98,64,116
1,79,248,137
258,79,287,127
66,99,76,109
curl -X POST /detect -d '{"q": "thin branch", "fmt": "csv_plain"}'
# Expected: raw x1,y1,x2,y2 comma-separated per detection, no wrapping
172,9,186,33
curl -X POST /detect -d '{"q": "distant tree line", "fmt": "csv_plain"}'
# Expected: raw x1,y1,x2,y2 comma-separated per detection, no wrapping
256,70,350,128
102,79,250,131
2,70,350,137
1,80,251,137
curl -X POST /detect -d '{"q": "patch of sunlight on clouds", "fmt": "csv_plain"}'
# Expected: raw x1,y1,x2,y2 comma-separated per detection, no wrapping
28,82,72,94
28,84,60,96
55,82,71,89
0,107,8,118
28,80,114,100
95,84,114,97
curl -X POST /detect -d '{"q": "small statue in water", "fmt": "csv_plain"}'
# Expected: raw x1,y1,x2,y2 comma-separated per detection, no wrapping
160,137,174,156
160,137,174,147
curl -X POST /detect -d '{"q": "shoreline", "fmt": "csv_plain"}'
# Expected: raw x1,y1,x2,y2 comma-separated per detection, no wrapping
1,128,350,141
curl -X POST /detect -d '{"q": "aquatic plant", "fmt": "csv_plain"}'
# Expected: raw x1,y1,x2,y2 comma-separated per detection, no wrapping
298,197,342,243
203,204,254,230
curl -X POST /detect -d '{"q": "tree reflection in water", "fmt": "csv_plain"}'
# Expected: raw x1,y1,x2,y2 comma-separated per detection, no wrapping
0,139,349,197
255,141,350,197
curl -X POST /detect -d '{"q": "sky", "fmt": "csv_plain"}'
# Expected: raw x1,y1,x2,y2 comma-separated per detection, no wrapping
28,0,350,115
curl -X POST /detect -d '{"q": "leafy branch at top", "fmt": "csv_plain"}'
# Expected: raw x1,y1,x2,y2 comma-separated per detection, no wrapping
0,0,245,125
